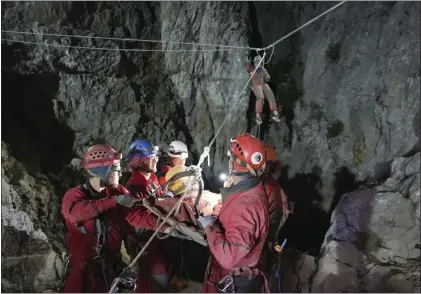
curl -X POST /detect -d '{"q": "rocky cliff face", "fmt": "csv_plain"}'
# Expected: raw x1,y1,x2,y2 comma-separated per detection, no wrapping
255,1,420,206
2,1,251,177
2,1,419,292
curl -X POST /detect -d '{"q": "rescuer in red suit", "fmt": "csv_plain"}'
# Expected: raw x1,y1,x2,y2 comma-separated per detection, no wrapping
198,133,270,293
61,144,168,293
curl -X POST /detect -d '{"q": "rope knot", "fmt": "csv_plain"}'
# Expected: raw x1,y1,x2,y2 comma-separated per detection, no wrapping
186,165,202,179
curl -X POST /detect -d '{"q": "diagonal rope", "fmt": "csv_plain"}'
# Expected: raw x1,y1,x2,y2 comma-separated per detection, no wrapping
263,1,347,50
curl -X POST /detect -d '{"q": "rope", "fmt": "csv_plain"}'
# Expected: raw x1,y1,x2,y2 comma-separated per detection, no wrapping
1,38,249,52
2,29,262,51
193,3,348,166
108,195,188,293
263,1,347,50
264,46,275,65
3,2,346,54
263,19,277,65
257,123,261,139
195,52,266,168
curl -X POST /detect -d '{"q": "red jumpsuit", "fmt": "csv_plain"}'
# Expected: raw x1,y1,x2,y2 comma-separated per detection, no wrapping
260,173,291,242
202,177,270,293
125,171,172,292
61,183,160,293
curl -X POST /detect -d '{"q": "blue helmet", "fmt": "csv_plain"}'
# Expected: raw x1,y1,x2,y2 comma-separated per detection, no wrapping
128,139,159,160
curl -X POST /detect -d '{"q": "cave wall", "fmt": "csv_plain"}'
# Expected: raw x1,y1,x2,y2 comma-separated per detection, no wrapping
254,1,420,209
2,1,251,178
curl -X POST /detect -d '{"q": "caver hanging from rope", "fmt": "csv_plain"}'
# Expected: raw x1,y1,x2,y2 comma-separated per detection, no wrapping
61,144,172,293
123,139,173,293
247,55,281,125
260,144,292,293
199,133,270,293
157,140,189,186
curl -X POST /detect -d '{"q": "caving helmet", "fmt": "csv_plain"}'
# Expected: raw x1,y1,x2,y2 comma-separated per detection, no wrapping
167,141,189,159
227,133,266,176
127,139,159,171
82,144,122,184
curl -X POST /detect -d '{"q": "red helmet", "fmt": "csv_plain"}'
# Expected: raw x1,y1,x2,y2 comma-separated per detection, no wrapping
228,133,266,176
82,144,122,169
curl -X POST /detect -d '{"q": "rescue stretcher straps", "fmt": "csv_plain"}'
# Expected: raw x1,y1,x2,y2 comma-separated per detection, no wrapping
108,194,188,293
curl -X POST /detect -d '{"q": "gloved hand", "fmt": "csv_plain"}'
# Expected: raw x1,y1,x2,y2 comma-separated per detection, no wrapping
197,215,217,230
116,194,141,208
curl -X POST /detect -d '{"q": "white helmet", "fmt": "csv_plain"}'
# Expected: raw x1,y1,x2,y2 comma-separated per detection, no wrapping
167,141,189,159
254,55,262,64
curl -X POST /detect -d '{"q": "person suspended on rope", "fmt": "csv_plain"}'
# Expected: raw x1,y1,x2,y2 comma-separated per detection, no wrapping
61,144,171,293
157,140,189,186
260,144,292,293
198,133,270,293
124,139,173,293
247,55,281,125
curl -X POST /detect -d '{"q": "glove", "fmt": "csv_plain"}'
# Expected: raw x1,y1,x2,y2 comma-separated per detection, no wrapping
197,215,217,230
116,194,141,208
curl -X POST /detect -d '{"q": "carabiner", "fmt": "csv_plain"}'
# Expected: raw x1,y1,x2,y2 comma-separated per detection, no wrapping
217,275,234,293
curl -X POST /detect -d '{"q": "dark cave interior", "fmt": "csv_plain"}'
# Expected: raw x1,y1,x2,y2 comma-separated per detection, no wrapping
0,1,370,286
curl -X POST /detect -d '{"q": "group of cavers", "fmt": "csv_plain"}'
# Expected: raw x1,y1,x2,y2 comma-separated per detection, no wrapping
61,56,291,293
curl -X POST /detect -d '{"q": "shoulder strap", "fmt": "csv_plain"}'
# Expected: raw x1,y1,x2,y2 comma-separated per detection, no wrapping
81,183,108,253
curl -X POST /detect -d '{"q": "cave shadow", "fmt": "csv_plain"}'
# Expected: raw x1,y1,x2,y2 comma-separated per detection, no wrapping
328,166,364,215
278,164,377,291
1,48,76,176
277,165,330,256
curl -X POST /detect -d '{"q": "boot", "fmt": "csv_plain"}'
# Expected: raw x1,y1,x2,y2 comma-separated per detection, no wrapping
256,114,263,124
272,111,281,122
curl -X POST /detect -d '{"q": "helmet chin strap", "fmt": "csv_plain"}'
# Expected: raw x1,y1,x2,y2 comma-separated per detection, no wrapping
229,154,259,177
